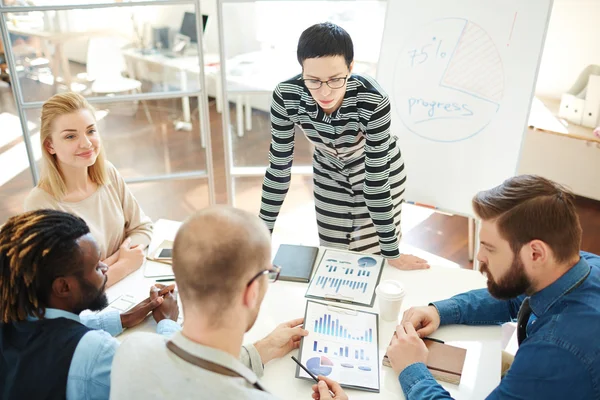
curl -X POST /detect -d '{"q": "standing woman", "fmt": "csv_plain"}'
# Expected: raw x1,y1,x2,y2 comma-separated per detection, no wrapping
259,23,428,270
24,92,153,286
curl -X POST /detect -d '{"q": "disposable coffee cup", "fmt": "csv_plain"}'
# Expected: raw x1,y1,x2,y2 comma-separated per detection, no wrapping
376,280,405,322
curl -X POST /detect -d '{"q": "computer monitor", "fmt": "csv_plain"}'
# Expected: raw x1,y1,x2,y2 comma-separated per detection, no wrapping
179,12,208,44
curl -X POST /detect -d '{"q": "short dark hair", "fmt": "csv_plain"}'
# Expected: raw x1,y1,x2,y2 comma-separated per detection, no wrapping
297,22,354,68
0,209,90,323
472,175,582,264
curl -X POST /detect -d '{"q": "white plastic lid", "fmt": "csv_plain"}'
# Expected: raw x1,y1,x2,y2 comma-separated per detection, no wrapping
376,280,405,300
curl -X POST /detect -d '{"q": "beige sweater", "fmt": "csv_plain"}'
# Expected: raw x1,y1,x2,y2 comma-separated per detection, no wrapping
111,332,275,400
24,162,153,259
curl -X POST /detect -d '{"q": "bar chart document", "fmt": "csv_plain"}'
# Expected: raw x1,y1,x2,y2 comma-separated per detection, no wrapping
305,249,384,307
296,300,380,392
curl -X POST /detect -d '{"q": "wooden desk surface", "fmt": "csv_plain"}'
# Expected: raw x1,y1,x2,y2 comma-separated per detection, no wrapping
528,96,600,143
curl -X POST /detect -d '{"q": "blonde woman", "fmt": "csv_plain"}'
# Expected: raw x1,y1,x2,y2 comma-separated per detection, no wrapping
24,92,153,287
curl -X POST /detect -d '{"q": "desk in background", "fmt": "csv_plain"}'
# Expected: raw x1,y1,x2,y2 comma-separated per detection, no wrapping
122,49,295,140
108,219,501,400
121,48,220,147
7,23,112,91
122,49,378,140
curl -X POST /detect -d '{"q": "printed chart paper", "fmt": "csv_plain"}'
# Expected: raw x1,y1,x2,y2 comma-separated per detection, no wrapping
297,301,380,392
305,250,383,306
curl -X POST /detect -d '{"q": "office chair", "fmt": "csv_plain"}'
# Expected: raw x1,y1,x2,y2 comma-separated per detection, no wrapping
86,37,153,124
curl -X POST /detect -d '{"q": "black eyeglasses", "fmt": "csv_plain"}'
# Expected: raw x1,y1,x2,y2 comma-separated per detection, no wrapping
302,75,348,90
246,264,281,287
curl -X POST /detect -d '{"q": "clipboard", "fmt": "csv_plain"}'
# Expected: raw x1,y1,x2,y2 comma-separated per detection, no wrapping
295,300,380,393
304,249,384,307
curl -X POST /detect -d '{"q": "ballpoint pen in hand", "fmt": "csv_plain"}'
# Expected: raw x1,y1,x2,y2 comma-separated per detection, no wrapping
291,356,335,398
422,336,445,344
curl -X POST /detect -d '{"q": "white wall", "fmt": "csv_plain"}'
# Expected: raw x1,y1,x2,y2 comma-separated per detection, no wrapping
62,7,132,64
61,0,599,101
148,1,261,57
535,0,600,99
252,1,386,63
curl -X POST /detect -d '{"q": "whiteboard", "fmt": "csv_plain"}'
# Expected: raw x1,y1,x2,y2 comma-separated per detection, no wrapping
377,0,553,216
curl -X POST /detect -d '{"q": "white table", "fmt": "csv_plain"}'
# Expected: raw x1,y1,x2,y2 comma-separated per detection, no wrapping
121,48,274,139
121,48,220,146
121,49,379,140
107,219,501,400
121,49,260,141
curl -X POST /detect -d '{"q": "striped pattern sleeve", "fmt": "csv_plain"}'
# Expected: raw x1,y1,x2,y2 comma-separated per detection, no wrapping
364,95,400,258
259,85,296,232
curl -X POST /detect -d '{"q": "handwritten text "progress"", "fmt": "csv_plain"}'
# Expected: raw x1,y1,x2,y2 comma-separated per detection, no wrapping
408,97,474,122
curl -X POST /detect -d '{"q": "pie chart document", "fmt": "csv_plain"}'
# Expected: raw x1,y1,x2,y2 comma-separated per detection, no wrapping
296,301,380,392
377,0,553,216
305,249,384,307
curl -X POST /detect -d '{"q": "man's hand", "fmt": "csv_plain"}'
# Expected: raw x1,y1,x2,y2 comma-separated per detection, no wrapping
311,376,348,400
388,254,430,270
154,283,176,297
151,285,179,323
254,318,308,364
120,286,165,329
401,305,441,337
387,322,429,376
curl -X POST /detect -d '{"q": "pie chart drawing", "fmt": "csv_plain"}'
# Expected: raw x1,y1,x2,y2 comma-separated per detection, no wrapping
357,257,377,268
306,356,334,376
393,18,504,142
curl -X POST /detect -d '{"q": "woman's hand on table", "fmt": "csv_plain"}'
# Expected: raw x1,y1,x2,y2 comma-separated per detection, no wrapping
117,238,145,270
388,254,430,270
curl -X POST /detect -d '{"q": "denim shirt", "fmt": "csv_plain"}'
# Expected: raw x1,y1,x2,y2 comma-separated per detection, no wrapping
30,309,181,400
398,251,600,400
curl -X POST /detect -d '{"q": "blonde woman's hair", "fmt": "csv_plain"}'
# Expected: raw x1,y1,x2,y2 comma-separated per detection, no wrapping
39,92,107,199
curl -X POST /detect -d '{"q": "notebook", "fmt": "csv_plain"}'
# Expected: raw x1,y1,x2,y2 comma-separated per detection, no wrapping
273,244,319,283
383,335,467,384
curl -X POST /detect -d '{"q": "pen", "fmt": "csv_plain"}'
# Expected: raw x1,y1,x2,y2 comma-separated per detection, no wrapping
423,336,445,344
405,201,438,210
155,278,175,282
291,356,335,398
